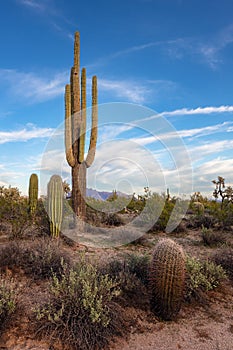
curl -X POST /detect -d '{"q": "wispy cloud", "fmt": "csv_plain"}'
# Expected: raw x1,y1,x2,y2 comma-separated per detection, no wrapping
18,0,47,12
129,121,233,146
97,24,233,70
0,125,56,144
17,0,74,40
190,140,233,162
97,78,151,104
160,105,233,117
0,69,67,103
138,105,233,123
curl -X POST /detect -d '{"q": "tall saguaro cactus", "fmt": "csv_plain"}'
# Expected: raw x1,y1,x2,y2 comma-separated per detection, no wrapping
28,173,38,215
65,31,98,225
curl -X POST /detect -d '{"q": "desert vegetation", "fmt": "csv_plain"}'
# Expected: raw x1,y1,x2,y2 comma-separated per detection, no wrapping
0,31,232,349
0,173,233,349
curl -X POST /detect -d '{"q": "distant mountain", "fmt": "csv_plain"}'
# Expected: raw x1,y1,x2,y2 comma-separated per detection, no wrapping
86,188,111,200
87,188,130,200
66,188,130,201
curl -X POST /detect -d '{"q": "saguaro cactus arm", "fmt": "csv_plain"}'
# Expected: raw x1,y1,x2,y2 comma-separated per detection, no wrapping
86,75,98,168
65,84,75,167
79,68,87,163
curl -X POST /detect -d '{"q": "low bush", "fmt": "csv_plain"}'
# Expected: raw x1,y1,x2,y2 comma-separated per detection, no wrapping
185,256,227,301
34,259,126,350
201,226,226,247
0,239,70,280
213,248,233,280
187,214,216,229
0,278,16,333
100,253,150,310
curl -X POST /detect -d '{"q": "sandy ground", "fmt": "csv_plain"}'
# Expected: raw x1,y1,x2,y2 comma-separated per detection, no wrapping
0,228,233,350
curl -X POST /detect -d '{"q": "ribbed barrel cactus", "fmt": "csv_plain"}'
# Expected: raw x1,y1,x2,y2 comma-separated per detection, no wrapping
28,173,38,215
47,175,64,238
65,31,98,225
149,238,185,320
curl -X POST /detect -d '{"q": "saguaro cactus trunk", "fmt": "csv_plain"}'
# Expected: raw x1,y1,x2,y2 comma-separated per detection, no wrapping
65,32,98,226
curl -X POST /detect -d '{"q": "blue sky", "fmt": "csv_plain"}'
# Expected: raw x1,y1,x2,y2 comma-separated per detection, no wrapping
0,0,233,198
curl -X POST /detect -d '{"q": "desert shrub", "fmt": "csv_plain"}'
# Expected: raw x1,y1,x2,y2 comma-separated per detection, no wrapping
126,253,150,285
0,278,16,333
215,205,233,229
150,200,175,232
185,256,227,301
187,214,216,229
100,254,150,310
22,239,70,280
102,253,150,286
0,242,22,272
86,204,125,227
34,259,126,350
213,248,233,280
0,239,70,280
102,212,125,226
33,199,50,234
0,193,31,239
201,226,226,246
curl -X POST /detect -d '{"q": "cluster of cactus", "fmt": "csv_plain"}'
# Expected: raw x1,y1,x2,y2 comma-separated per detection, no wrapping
65,31,98,225
47,175,64,238
149,238,185,320
28,173,38,215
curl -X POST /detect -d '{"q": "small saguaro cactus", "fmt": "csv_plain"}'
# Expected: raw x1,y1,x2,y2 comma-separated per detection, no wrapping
47,175,64,238
28,173,38,215
65,31,98,226
149,238,185,320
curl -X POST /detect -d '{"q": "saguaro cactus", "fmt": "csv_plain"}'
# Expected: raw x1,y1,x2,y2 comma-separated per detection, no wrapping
47,175,64,238
28,173,38,215
149,238,185,320
65,31,98,225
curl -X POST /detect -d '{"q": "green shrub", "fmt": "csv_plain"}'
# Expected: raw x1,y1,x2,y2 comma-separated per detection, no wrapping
99,254,150,310
0,278,16,333
34,258,126,350
185,256,227,301
0,239,70,280
187,214,216,229
201,226,226,246
126,253,150,285
23,239,70,280
213,248,233,280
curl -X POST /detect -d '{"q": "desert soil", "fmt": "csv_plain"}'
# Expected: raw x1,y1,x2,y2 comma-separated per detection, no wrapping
0,229,233,350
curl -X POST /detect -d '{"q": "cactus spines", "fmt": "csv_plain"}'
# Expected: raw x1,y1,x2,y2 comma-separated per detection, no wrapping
47,175,64,238
65,31,98,224
149,238,185,320
28,173,38,215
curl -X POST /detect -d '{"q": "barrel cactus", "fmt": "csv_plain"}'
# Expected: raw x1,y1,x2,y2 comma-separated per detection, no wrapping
149,238,185,320
47,175,64,238
28,173,38,215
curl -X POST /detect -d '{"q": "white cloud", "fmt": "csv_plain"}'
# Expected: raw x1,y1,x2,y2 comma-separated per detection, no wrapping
190,140,233,162
0,69,67,103
138,105,233,123
0,125,56,144
19,0,45,11
97,78,150,104
160,105,233,117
